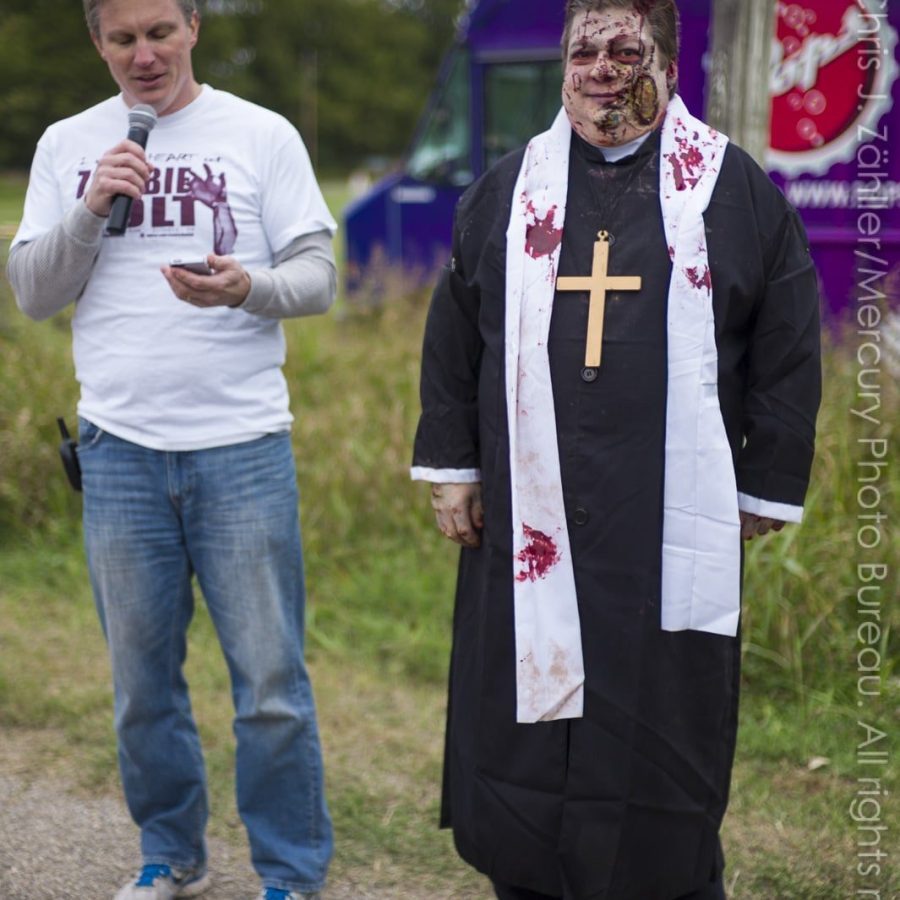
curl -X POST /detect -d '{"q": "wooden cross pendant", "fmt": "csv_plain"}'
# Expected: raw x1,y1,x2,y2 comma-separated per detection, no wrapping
556,231,642,369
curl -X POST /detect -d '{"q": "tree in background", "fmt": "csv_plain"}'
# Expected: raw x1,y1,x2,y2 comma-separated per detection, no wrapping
0,0,114,171
0,0,464,174
213,0,463,172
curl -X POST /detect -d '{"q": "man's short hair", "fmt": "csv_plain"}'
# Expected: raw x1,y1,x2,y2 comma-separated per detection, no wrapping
83,0,198,37
561,0,681,71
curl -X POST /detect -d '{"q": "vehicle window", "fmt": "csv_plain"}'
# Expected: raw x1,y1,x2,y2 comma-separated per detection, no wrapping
407,51,473,187
484,60,561,169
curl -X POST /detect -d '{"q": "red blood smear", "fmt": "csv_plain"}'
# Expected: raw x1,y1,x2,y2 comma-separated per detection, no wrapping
526,204,563,259
665,152,687,191
686,266,712,292
666,148,704,192
516,524,562,582
682,144,704,172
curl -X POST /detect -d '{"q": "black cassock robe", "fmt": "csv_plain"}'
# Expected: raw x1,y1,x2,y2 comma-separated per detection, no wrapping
413,129,821,900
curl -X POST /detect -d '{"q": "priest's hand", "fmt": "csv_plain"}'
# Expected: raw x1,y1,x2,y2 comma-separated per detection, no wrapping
431,482,484,548
740,512,786,540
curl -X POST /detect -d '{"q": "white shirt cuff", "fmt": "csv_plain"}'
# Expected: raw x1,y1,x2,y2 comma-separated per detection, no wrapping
737,492,804,523
410,466,482,483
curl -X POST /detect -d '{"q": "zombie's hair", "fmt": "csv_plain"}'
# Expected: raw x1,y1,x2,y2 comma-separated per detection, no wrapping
83,0,198,37
561,0,680,87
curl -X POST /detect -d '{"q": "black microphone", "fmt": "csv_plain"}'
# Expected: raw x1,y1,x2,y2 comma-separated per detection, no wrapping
105,104,158,236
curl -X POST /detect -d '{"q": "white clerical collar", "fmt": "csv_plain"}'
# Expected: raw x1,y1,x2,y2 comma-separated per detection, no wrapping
598,131,654,162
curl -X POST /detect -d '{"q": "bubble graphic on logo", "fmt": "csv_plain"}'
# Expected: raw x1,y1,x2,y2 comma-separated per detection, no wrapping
784,4,805,29
788,92,804,112
797,118,819,142
804,90,827,115
784,36,801,55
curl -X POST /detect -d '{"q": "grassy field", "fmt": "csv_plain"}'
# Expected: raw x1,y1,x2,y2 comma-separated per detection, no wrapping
1,175,897,897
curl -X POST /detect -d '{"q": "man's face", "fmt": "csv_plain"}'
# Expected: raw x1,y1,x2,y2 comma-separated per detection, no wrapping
562,7,676,148
92,0,200,116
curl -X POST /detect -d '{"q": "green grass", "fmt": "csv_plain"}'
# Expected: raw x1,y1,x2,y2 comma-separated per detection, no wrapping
1,172,897,897
0,171,28,235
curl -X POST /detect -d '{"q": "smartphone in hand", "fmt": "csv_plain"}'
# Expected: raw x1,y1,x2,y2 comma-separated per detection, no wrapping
169,258,213,276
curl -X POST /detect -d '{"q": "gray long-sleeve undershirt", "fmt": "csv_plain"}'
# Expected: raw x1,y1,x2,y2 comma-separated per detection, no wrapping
6,198,337,322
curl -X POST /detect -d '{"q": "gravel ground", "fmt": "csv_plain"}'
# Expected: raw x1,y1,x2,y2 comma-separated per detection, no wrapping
0,770,395,900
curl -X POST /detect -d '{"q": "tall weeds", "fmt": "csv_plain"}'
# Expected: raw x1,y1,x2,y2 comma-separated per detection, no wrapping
741,328,897,701
1,251,896,701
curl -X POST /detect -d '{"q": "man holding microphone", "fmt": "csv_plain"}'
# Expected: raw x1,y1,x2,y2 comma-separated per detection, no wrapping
7,2,335,898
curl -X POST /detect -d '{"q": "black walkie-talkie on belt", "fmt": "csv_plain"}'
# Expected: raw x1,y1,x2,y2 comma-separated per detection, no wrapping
57,418,82,492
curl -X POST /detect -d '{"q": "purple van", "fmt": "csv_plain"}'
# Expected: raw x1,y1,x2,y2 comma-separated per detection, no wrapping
344,0,899,319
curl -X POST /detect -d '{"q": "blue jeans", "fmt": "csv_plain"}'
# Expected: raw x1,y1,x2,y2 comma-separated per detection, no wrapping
78,420,332,893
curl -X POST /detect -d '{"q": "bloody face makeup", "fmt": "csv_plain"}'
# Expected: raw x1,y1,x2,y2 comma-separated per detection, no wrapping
562,7,676,148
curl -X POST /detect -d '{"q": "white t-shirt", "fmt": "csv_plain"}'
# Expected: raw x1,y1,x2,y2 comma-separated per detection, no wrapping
13,86,337,451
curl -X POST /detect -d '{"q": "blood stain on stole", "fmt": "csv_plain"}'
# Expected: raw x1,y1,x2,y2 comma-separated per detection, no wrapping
525,202,563,259
686,265,712,292
516,525,562,582
666,153,688,191
665,132,706,192
679,142,705,172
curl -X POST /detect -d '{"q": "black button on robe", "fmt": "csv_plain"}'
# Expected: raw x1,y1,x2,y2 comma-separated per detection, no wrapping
412,128,821,900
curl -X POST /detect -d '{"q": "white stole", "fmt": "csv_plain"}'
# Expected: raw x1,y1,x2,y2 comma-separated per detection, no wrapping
504,97,739,724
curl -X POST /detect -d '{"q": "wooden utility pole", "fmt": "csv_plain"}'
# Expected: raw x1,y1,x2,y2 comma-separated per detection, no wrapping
705,0,776,166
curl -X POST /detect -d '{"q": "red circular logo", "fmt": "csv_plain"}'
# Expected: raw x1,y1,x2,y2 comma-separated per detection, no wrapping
768,1,898,175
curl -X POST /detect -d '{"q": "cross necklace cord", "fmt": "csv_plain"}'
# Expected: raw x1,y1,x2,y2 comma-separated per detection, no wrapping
555,141,651,369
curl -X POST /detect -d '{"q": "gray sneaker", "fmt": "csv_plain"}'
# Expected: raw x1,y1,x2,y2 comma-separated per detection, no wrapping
115,864,211,899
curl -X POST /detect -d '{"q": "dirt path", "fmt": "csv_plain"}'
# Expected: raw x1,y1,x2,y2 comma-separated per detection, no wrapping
0,644,497,900
0,730,479,900
0,768,403,900
0,769,257,899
